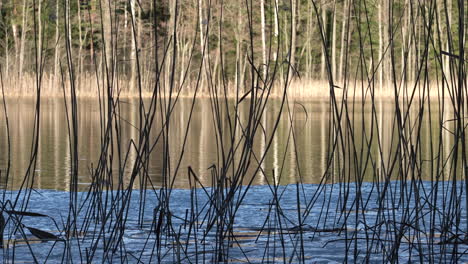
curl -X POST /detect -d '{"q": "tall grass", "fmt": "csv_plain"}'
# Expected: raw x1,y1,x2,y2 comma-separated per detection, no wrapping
0,75,461,100
0,0,466,263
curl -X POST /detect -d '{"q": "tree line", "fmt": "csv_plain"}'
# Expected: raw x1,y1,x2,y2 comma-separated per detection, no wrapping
0,0,464,95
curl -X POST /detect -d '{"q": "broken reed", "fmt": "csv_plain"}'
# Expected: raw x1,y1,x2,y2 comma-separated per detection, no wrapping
0,0,466,262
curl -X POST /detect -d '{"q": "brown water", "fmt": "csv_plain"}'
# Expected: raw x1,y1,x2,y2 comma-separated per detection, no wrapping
0,97,458,190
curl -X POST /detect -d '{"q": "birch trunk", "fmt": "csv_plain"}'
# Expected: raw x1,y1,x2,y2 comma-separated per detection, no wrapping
260,0,267,80
54,0,59,87
235,0,241,91
378,0,383,90
66,0,72,63
235,0,245,93
385,0,391,84
101,0,113,80
305,2,311,79
37,0,42,67
320,0,326,80
338,0,348,84
331,1,336,80
137,7,142,89
4,24,8,77
445,0,451,74
76,0,83,90
401,0,407,81
12,24,19,72
19,0,28,79
273,0,279,62
290,0,297,82
123,0,127,77
130,0,136,92
0,2,2,76
198,0,205,90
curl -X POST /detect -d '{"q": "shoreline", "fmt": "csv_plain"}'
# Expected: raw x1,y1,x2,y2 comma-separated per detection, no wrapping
0,76,456,101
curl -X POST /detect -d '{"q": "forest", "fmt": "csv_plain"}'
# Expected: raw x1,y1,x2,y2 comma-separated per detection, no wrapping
0,0,464,96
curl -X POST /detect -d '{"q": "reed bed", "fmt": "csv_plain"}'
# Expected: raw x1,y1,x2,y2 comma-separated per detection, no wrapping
0,0,466,263
0,76,463,101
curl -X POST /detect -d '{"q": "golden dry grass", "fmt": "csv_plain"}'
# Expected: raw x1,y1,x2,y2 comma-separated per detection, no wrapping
0,74,455,101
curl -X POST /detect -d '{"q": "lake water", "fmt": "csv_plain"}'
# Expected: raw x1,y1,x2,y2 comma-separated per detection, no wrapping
1,97,467,263
0,97,459,190
3,181,468,263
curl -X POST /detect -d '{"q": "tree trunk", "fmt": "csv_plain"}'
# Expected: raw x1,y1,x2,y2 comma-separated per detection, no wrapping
54,0,60,88
19,0,28,80
435,0,444,76
130,0,137,93
198,0,205,90
12,24,19,74
445,0,451,75
320,0,326,80
401,0,408,82
123,0,127,79
338,0,348,84
260,0,267,80
66,0,72,63
385,0,391,85
137,6,142,90
4,23,9,77
101,0,113,81
289,0,296,83
235,0,244,93
0,0,6,81
331,1,336,80
273,0,279,62
37,0,42,68
378,0,383,90
76,0,83,90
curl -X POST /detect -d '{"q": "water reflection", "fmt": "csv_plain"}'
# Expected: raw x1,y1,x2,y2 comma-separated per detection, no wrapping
0,97,461,190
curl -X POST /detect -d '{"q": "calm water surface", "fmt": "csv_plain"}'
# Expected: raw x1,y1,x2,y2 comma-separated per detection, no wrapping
0,97,457,190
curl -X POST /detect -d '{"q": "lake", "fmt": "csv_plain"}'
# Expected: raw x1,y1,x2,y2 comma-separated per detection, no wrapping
0,97,458,191
1,96,467,263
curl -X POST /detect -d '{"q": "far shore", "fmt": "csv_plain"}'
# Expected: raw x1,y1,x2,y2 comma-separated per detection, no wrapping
0,77,457,101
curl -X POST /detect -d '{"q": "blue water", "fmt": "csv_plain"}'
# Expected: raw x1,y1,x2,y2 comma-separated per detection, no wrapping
1,181,467,263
